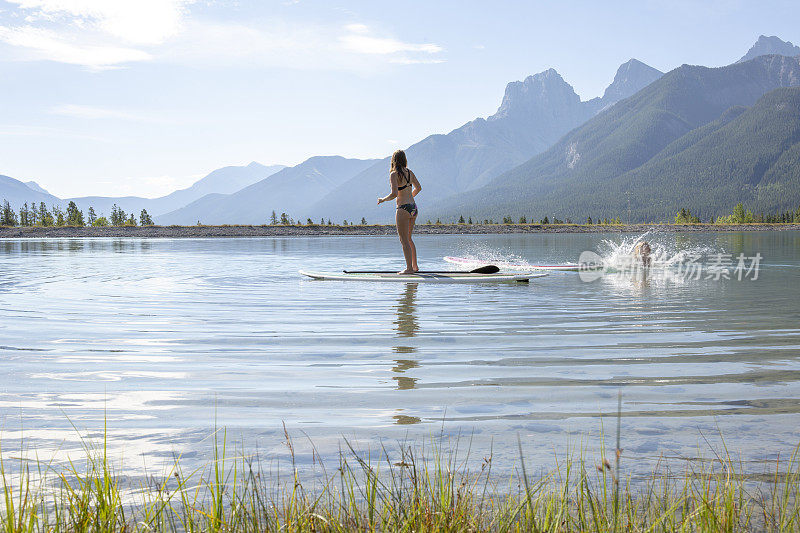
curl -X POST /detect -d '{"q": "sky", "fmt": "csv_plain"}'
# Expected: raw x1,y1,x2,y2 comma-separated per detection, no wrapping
1,0,799,198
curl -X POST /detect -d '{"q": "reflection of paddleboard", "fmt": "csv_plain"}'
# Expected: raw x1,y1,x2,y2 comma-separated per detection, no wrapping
444,256,594,272
299,270,547,283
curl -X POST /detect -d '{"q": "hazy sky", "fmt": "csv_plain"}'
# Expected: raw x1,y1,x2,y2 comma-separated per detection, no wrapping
1,0,798,198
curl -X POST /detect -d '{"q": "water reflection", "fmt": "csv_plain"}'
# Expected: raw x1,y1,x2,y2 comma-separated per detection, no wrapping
392,284,420,392
393,414,421,425
394,283,418,337
0,239,153,255
392,359,419,390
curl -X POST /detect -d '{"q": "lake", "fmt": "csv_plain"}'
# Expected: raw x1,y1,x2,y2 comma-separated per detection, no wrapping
1,230,799,478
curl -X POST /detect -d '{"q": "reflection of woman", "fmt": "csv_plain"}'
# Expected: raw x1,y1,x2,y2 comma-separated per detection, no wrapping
394,283,419,337
377,150,422,274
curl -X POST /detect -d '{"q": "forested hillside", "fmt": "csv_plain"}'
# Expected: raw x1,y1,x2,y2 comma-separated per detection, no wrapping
432,54,800,222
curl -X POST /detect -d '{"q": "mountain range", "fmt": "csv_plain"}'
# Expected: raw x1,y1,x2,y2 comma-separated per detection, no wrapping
432,54,800,221
155,59,662,225
158,156,376,225
3,35,800,224
68,162,286,218
2,162,285,218
305,60,663,225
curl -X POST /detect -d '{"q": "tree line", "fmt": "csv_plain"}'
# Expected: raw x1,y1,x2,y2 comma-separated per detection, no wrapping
675,204,800,224
4,200,799,228
0,200,154,227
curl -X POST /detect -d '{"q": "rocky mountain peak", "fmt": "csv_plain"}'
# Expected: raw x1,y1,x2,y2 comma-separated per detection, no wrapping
738,35,800,63
601,59,663,103
491,68,581,121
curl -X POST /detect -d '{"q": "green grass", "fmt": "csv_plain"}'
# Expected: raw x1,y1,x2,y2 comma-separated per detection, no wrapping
2,420,799,532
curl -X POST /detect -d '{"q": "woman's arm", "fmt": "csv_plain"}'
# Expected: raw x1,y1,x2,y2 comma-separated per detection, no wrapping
410,171,422,197
377,172,399,204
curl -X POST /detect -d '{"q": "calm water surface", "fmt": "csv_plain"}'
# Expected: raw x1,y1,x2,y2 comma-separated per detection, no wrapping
1,231,799,475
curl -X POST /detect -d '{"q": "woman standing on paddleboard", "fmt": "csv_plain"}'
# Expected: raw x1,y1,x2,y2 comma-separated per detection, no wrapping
378,150,422,274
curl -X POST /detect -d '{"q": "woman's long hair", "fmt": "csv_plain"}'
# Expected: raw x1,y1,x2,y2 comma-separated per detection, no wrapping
391,150,408,181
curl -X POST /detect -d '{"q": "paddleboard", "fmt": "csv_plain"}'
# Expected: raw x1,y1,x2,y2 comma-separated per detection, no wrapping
299,270,547,283
443,256,596,272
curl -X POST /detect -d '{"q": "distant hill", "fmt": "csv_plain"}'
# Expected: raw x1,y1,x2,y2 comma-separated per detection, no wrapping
68,162,285,217
156,156,377,225
307,59,662,223
0,175,61,208
23,181,52,195
431,54,800,222
738,35,800,63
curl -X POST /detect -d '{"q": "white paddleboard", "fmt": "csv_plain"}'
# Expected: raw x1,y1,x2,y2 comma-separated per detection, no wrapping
299,270,547,283
443,256,594,272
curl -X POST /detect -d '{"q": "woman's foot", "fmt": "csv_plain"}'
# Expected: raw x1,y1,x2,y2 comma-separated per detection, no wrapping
398,269,415,274
412,266,419,272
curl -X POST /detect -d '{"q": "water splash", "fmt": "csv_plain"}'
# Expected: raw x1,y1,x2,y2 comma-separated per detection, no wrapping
595,230,721,269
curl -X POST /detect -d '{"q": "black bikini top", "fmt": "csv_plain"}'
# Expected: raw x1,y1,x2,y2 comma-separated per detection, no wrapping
397,168,412,190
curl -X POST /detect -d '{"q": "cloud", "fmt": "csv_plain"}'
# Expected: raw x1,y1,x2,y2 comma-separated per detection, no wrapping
0,25,150,68
162,21,444,71
0,0,192,68
5,0,193,45
339,24,442,55
0,2,444,71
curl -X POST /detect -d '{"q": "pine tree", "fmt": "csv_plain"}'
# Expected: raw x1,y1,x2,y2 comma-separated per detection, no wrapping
361,217,367,225
140,209,154,226
87,207,97,225
1,200,18,226
468,217,472,224
66,201,84,226
458,215,465,224
53,205,65,226
127,214,137,226
39,202,51,226
19,203,29,226
110,204,126,226
280,212,291,225
270,210,278,225
519,215,527,224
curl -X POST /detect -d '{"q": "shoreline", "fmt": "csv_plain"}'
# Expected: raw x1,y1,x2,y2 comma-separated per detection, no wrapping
1,222,799,238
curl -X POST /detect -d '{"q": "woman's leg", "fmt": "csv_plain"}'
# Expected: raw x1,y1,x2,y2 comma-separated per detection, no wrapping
396,209,414,274
408,215,418,271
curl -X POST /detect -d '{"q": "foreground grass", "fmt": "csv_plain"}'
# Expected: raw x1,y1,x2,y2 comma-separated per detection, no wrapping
1,424,799,532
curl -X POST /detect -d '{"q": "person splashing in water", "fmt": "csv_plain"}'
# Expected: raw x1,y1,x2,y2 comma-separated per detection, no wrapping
633,241,652,267
378,150,422,274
